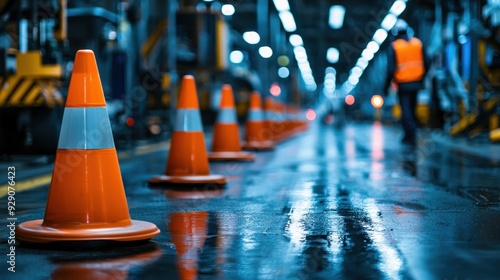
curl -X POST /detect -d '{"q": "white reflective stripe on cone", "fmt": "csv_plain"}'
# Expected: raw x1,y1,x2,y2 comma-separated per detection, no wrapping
175,109,203,132
217,108,237,124
264,111,274,121
58,107,115,149
247,109,263,121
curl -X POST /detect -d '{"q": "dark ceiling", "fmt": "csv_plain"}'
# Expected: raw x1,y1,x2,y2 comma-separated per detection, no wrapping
226,0,395,85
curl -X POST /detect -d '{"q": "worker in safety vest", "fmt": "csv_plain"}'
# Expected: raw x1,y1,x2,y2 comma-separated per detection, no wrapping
384,19,429,145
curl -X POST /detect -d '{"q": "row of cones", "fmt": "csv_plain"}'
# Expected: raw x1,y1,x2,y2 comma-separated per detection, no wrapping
16,49,308,246
149,74,308,186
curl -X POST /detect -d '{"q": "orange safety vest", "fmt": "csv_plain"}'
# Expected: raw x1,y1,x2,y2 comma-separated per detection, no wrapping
392,38,425,83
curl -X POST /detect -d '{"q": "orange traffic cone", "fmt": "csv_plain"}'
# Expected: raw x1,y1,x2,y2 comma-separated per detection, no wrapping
149,75,226,186
208,85,254,161
242,91,275,150
16,50,160,244
263,97,277,142
169,212,208,280
274,101,288,142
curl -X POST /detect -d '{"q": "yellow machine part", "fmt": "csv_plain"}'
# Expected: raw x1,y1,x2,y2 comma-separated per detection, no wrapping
416,104,430,125
0,51,63,107
490,128,500,142
53,0,67,42
490,114,499,131
235,89,249,118
392,104,402,120
450,96,500,136
216,19,229,70
141,19,167,60
147,72,171,108
161,73,171,106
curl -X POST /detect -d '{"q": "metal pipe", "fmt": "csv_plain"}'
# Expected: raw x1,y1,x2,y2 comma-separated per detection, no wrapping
468,0,479,113
19,19,28,53
168,0,178,131
257,0,269,95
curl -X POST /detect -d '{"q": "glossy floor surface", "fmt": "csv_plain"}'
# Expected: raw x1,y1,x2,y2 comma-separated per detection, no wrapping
2,122,500,279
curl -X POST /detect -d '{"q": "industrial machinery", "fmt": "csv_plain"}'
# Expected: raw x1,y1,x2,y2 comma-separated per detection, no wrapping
0,0,306,156
0,0,66,154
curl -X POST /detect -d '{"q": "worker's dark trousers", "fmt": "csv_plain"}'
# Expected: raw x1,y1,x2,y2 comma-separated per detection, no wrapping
398,89,418,140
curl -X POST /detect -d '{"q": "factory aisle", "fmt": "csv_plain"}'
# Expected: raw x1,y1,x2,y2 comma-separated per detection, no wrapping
2,122,500,279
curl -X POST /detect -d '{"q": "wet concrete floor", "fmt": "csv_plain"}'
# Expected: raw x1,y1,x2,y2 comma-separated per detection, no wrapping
1,122,500,279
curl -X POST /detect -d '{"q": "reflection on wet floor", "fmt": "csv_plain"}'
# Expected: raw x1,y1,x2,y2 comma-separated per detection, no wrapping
417,135,500,205
169,211,208,279
50,247,162,280
3,122,500,279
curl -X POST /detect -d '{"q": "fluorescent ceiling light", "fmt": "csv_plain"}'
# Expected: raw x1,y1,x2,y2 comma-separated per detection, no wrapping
325,67,336,74
298,61,310,69
324,84,335,90
366,41,380,53
361,49,374,61
300,67,312,74
289,34,303,46
306,84,317,91
294,46,306,54
324,79,335,87
229,50,244,63
372,28,388,44
348,75,359,85
221,4,235,16
350,66,363,77
326,47,340,64
324,90,334,99
390,0,407,16
296,55,308,64
243,31,260,44
329,5,346,29
299,65,311,72
279,11,297,32
302,73,314,79
259,46,273,58
381,14,397,30
342,83,353,94
325,72,336,80
278,67,290,78
296,56,308,63
356,57,369,69
294,46,307,60
343,82,353,90
273,0,290,12
298,61,310,67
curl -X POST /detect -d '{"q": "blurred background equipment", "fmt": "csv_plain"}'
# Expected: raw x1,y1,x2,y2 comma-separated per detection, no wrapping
2,0,500,155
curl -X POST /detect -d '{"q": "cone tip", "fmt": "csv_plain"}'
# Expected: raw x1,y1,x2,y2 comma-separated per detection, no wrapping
177,75,200,109
264,97,274,110
220,84,235,108
77,49,94,54
249,92,262,109
73,50,97,73
183,75,195,81
66,49,106,107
